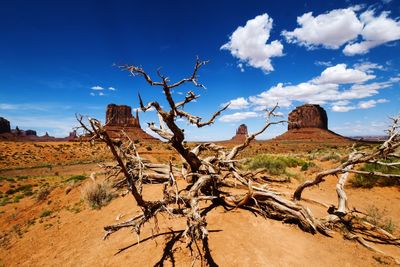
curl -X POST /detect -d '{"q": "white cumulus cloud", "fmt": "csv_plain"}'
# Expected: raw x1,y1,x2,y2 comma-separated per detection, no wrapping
358,98,388,109
312,64,375,84
223,97,249,110
353,61,385,73
224,63,395,113
219,111,259,122
343,10,400,55
91,85,104,90
332,105,356,112
283,7,400,55
221,13,284,73
282,7,363,49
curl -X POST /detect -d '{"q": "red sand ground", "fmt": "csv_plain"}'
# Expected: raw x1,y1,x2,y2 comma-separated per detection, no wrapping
0,141,399,266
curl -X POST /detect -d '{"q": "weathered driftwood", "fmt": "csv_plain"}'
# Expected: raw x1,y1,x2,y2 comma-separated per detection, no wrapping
78,58,400,265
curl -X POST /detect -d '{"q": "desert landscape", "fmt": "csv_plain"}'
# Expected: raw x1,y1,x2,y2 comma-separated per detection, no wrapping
1,1,400,266
1,68,400,267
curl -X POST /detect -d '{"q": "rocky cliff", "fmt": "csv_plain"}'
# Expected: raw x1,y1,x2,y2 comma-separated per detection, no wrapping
0,117,11,133
288,104,328,130
104,104,157,141
106,104,140,128
231,124,248,142
273,104,349,143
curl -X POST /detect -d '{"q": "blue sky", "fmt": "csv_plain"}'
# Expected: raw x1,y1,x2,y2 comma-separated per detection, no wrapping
0,0,399,140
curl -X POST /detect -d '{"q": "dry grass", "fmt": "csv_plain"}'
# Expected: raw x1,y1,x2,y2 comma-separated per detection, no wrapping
82,180,115,209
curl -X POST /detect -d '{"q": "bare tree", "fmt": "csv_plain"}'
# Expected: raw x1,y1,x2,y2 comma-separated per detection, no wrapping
78,58,400,265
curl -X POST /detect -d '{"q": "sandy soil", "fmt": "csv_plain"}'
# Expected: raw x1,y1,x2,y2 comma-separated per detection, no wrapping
0,141,399,266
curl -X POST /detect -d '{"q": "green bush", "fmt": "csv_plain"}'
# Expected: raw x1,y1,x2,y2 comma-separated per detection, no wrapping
13,194,24,203
65,175,86,183
300,161,316,171
39,210,52,218
5,184,33,196
244,154,305,176
6,178,16,183
364,206,396,234
350,161,400,188
320,153,341,162
0,197,10,206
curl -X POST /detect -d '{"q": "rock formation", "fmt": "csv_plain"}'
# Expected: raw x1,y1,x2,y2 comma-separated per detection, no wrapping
0,117,76,142
288,104,328,130
0,117,11,133
106,104,140,128
104,104,157,141
231,124,248,142
273,104,349,143
25,130,37,136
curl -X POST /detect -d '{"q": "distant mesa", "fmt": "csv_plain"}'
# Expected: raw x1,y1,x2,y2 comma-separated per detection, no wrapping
24,130,37,136
104,104,158,141
0,117,11,134
0,104,158,142
274,104,349,143
288,104,328,130
106,104,140,128
0,117,77,142
231,124,249,142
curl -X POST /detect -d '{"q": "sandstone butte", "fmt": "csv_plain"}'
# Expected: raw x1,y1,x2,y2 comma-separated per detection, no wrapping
0,117,77,141
0,117,11,134
230,124,248,143
273,104,350,143
104,104,158,141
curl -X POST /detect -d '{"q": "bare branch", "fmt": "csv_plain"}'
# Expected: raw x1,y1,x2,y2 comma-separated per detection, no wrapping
168,57,209,89
227,105,287,160
177,103,229,128
119,64,164,87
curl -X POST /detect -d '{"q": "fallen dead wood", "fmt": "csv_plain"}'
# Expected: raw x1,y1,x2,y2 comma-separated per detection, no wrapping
77,58,400,266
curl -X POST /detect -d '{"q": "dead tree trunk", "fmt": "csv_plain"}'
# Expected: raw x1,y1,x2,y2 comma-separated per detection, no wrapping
77,58,400,266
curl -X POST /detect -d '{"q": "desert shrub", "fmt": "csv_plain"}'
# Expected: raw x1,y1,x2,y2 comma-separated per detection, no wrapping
82,180,114,209
65,200,84,214
6,184,33,196
5,189,15,195
146,145,152,151
26,218,36,226
364,206,396,234
6,178,15,183
12,224,23,238
13,194,24,203
36,187,51,201
300,161,316,171
0,197,10,206
39,210,52,218
65,175,86,183
350,161,400,188
244,154,305,176
320,152,341,162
